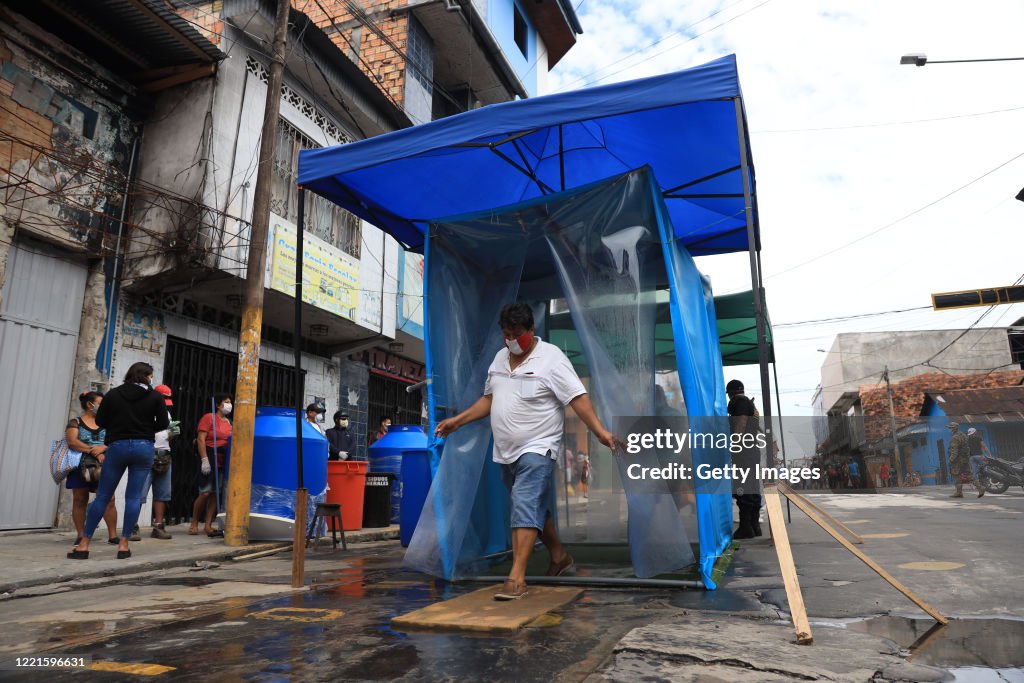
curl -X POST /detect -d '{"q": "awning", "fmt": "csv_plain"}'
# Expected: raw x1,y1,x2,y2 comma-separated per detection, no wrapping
298,54,758,256
548,289,773,375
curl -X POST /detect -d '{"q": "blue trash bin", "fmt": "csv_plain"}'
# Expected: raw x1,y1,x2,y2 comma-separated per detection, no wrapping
400,447,433,547
369,425,427,525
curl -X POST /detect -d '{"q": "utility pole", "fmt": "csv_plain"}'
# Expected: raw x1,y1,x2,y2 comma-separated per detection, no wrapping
225,0,291,547
883,366,905,488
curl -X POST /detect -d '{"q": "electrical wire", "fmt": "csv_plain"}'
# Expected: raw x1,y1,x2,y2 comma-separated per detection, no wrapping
765,150,1024,280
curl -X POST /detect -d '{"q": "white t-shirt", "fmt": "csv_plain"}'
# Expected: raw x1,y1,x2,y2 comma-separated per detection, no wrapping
154,411,172,450
484,338,586,464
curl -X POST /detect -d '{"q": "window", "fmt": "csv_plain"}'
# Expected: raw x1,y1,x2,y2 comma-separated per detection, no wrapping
513,4,529,58
270,119,361,258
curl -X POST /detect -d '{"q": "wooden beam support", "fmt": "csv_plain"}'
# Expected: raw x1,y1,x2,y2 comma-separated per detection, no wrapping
140,63,216,92
763,485,813,644
122,0,217,62
778,484,864,544
36,0,151,69
780,486,949,625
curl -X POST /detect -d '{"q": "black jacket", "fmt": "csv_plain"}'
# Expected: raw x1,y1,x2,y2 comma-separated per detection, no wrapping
325,427,357,460
95,383,170,444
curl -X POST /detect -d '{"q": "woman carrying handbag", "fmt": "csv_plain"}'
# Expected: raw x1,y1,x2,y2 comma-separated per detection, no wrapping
68,362,168,560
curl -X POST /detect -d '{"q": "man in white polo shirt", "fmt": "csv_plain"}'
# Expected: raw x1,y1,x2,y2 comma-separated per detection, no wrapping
435,303,619,600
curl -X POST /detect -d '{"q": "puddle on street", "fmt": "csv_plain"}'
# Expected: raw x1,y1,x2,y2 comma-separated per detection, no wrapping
836,615,1024,676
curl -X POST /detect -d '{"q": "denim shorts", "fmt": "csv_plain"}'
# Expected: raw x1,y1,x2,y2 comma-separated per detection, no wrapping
501,452,556,532
143,454,172,503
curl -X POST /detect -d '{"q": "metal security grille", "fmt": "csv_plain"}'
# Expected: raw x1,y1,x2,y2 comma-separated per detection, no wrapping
162,337,303,523
270,118,361,258
367,372,424,433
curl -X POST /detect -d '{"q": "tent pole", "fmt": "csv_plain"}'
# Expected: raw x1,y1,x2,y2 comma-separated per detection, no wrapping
733,98,774,465
773,362,792,523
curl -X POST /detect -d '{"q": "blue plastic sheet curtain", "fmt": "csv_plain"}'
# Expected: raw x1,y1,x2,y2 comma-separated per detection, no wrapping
404,169,728,584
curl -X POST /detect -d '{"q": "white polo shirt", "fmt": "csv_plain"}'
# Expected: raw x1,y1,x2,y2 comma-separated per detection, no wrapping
483,338,587,464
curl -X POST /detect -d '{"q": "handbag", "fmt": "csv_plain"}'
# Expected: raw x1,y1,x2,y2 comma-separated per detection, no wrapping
49,439,83,484
153,449,172,475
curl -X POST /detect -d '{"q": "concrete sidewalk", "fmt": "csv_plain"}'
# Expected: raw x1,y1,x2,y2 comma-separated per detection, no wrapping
1,523,400,594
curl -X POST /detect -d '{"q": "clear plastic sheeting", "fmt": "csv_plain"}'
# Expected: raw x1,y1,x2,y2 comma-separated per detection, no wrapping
250,483,327,535
404,168,729,586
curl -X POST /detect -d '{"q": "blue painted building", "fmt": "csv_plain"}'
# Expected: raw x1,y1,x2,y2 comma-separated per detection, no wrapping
910,387,1024,485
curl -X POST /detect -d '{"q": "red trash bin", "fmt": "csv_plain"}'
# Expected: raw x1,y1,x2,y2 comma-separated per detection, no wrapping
326,461,369,530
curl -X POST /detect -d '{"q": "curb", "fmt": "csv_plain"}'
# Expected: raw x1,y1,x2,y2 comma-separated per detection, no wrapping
0,526,399,595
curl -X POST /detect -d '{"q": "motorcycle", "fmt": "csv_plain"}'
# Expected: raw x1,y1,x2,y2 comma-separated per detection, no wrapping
979,456,1024,494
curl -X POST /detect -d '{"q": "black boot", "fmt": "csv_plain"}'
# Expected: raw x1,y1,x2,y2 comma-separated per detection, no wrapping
734,508,755,539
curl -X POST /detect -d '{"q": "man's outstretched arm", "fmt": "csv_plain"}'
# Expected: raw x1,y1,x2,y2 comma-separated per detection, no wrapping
434,395,493,438
568,394,621,451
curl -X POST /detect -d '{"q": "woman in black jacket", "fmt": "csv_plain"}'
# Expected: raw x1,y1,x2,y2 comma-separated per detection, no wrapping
68,362,169,560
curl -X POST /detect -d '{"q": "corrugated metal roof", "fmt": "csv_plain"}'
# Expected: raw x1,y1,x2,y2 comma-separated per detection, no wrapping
4,0,223,71
926,386,1024,421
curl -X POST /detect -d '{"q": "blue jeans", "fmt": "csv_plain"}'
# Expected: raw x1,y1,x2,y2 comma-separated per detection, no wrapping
84,439,154,540
970,455,987,481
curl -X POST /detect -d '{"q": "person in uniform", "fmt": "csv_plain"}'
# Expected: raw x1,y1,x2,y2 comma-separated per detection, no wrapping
947,421,971,498
727,379,762,538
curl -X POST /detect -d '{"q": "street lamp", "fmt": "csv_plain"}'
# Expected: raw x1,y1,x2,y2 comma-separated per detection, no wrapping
900,53,1024,67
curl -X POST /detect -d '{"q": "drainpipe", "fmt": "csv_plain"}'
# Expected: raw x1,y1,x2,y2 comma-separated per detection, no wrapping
101,132,141,385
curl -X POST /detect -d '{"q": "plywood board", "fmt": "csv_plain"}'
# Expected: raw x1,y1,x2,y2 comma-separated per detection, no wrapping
764,485,814,644
392,584,583,633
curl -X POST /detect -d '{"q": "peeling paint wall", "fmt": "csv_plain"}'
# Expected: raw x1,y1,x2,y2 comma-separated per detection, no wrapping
0,10,143,530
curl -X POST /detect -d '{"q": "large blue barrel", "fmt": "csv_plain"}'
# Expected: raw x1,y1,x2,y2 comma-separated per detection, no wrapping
369,425,427,524
250,407,329,517
400,448,433,547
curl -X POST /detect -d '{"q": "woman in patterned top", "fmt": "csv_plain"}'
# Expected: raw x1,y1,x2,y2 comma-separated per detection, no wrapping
65,391,118,548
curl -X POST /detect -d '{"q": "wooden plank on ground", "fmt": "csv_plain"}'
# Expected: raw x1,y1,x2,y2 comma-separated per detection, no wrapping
778,484,864,544
764,484,814,644
782,486,949,625
392,585,583,633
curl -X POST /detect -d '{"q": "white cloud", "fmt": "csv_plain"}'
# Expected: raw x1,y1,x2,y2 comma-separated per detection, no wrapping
552,0,1024,414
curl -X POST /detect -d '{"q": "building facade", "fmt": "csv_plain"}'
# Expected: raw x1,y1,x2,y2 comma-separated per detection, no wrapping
0,0,222,529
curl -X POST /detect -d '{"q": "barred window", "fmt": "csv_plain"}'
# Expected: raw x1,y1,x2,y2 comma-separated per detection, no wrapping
270,118,361,258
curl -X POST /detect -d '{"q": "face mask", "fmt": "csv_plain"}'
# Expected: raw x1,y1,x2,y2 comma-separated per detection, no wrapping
339,419,349,428
505,331,533,356
222,403,233,415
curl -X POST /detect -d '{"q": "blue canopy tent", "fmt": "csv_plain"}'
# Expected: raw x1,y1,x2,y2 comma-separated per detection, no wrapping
297,54,771,589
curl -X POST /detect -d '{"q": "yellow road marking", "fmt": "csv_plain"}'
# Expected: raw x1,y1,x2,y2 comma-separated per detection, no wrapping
860,533,910,539
898,561,965,571
249,607,345,623
90,662,175,676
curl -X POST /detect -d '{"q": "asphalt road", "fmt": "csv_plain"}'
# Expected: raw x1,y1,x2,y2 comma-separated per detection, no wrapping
0,486,1021,681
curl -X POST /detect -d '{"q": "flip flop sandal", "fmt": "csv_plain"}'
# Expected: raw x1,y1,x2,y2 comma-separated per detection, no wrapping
66,550,89,560
207,530,224,538
545,555,576,577
107,538,120,545
188,527,199,535
117,550,131,559
494,581,528,601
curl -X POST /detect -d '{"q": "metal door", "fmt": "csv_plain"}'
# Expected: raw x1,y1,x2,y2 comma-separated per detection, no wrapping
368,372,423,428
0,241,88,529
162,336,302,523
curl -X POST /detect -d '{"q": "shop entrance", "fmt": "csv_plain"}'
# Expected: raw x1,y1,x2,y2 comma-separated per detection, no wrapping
367,371,423,433
162,336,303,523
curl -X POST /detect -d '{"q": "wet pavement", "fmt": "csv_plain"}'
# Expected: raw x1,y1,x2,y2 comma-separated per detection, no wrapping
2,489,1023,681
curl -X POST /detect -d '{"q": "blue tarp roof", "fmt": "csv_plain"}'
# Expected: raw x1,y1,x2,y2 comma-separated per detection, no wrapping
298,54,758,256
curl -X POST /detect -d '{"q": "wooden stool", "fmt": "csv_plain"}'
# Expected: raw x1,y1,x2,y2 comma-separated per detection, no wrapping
306,503,347,551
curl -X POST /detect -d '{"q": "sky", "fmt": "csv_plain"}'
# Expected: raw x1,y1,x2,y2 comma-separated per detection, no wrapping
548,0,1024,415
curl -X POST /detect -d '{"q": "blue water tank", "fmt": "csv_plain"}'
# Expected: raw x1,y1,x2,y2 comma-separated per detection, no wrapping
369,425,429,526
251,407,328,494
